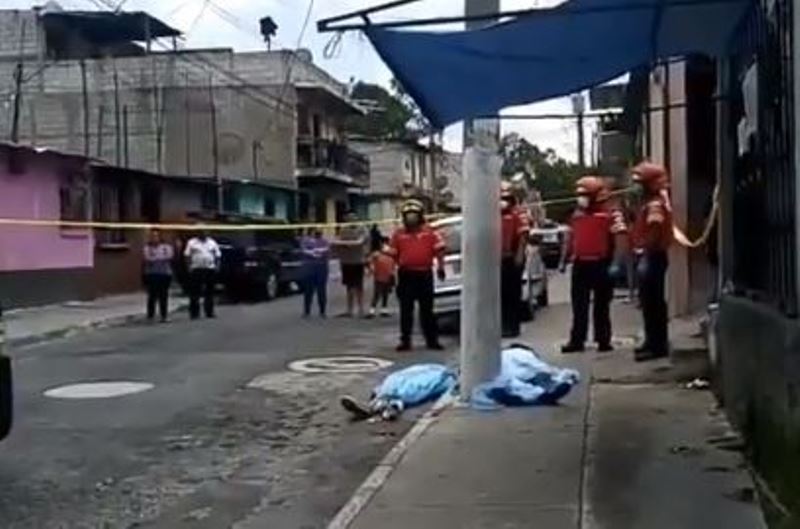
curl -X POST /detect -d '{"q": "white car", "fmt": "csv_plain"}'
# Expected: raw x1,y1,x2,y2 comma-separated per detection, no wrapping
431,215,549,324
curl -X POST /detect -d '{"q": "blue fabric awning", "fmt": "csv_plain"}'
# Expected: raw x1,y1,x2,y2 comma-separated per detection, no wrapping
366,0,752,128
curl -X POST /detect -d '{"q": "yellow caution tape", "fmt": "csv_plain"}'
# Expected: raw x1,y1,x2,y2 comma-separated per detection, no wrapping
0,185,720,241
672,182,719,249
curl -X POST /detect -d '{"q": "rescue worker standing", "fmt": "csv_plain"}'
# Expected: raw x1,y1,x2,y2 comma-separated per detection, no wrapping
561,177,627,353
631,162,674,361
500,182,530,338
389,199,446,352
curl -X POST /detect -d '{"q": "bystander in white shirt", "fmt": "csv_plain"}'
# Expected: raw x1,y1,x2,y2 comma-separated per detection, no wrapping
184,235,221,271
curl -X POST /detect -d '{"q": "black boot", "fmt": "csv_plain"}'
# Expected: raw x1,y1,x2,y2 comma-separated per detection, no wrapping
561,342,585,354
396,340,412,352
597,343,614,353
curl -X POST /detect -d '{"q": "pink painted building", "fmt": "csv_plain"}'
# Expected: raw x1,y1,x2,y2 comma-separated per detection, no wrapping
0,143,94,308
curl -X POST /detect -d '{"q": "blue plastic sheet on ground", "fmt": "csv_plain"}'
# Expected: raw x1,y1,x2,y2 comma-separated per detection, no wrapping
373,363,457,408
472,345,580,410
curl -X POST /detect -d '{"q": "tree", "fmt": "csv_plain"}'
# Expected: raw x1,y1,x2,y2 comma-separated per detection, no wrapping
347,79,430,140
500,133,587,222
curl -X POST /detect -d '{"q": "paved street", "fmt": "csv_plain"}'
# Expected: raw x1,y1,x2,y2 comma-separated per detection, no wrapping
0,288,454,529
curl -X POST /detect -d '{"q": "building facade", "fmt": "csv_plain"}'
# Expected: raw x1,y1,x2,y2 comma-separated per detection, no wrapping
351,139,460,221
0,143,94,307
0,8,367,224
632,0,799,515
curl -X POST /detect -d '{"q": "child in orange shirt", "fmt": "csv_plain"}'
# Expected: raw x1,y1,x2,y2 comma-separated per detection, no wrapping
368,237,396,318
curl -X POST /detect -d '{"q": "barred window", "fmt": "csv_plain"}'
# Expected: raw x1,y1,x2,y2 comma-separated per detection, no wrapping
729,0,796,315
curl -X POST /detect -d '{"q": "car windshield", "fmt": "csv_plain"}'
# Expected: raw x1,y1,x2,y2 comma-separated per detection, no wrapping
437,222,462,255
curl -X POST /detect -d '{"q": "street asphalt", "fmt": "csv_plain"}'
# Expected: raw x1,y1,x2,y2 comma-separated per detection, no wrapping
0,287,456,529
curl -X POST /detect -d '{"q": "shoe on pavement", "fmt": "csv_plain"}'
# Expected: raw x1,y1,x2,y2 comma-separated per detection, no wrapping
427,342,445,351
380,309,392,317
340,396,373,422
561,343,585,354
635,349,669,362
597,343,614,353
634,343,651,354
396,342,412,352
366,309,376,319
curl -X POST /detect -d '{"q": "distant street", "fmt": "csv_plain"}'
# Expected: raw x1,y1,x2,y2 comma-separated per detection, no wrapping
0,288,454,529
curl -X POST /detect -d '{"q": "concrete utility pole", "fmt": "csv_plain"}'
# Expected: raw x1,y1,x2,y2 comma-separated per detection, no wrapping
460,0,502,398
571,93,586,167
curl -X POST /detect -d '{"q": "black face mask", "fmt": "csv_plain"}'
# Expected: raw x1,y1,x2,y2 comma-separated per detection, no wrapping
403,212,421,228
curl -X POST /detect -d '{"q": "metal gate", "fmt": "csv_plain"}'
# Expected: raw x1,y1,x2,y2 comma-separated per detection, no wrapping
730,0,796,315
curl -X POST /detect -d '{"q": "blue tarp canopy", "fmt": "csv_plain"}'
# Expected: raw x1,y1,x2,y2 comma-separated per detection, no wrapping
366,0,752,128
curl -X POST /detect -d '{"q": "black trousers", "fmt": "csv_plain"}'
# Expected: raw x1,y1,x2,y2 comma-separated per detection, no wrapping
397,269,437,345
501,257,523,336
372,281,392,309
189,269,217,319
145,274,172,320
637,252,669,351
569,259,613,347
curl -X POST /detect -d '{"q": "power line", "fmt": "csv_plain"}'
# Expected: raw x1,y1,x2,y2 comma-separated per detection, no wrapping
278,0,315,106
185,0,210,38
151,39,297,120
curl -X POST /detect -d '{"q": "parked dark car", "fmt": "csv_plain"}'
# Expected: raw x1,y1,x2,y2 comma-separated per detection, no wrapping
217,229,305,301
182,214,305,301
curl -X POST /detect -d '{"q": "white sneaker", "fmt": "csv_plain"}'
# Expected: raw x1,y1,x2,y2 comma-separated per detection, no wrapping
380,308,391,317
367,308,376,319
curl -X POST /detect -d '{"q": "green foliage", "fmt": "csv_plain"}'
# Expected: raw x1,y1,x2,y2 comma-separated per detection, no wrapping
347,79,430,140
501,133,588,222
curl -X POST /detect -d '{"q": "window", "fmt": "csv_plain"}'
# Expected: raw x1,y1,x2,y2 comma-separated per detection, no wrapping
59,172,89,222
94,180,130,246
729,0,796,315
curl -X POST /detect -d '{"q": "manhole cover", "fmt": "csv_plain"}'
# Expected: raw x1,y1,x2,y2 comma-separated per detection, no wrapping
288,356,393,374
44,381,154,399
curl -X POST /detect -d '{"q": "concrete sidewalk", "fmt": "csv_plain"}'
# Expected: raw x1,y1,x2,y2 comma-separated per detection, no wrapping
3,292,188,347
339,303,768,529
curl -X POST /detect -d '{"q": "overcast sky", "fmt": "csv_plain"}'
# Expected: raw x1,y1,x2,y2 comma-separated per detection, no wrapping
7,0,591,160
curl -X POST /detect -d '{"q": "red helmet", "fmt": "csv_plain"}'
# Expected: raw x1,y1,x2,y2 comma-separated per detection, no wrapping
631,162,669,191
576,176,608,201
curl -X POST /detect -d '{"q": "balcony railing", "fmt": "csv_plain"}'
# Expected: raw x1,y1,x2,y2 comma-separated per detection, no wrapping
297,139,370,188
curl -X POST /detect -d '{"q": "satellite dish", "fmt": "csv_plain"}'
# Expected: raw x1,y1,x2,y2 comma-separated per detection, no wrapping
295,49,314,63
42,1,64,13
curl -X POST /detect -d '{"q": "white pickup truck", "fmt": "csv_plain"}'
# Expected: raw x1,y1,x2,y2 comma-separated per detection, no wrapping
431,215,549,325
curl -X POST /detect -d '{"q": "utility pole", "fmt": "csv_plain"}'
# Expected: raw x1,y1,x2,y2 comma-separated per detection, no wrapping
10,20,26,143
208,76,222,212
572,93,586,167
10,63,23,143
461,0,502,398
184,71,192,175
113,64,121,166
80,60,90,156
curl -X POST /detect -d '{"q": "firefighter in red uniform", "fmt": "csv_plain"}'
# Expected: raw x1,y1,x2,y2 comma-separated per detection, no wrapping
389,199,446,352
561,176,627,353
500,182,530,338
631,162,674,361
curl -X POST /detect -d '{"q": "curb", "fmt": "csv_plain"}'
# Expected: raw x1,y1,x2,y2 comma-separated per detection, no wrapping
326,392,455,529
8,301,189,349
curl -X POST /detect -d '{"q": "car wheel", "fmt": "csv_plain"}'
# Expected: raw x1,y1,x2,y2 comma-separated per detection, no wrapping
0,355,13,441
264,272,279,300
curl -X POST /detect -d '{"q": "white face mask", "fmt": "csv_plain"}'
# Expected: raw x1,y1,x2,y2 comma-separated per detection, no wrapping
576,196,591,209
